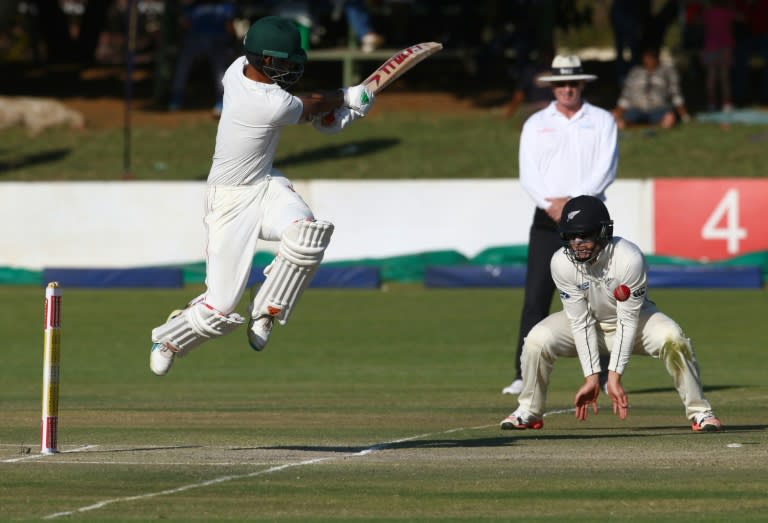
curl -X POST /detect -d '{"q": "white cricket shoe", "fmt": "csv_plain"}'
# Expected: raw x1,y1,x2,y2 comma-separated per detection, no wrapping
501,379,524,395
500,408,543,430
150,342,176,376
691,411,722,432
248,314,273,351
149,309,183,376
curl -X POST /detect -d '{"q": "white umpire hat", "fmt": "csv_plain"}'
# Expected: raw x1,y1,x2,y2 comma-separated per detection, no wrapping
538,55,597,83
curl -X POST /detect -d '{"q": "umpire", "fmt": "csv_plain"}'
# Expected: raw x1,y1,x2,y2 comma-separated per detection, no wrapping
502,56,618,395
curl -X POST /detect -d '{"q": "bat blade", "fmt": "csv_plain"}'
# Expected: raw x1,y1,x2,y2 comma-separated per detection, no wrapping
363,42,443,94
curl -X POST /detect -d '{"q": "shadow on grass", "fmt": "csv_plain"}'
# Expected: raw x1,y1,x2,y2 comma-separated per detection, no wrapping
0,148,71,174
628,384,741,395
78,445,204,453
252,436,515,454
254,422,767,454
276,138,400,167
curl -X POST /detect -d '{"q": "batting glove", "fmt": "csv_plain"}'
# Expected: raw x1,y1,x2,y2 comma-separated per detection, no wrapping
342,84,375,116
312,107,363,134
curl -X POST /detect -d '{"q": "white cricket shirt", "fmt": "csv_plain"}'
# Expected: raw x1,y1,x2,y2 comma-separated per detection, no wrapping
207,56,303,186
519,101,618,209
551,237,651,376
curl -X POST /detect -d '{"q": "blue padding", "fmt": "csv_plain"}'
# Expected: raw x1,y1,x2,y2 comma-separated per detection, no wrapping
424,265,527,288
247,265,380,289
42,267,183,288
647,265,763,288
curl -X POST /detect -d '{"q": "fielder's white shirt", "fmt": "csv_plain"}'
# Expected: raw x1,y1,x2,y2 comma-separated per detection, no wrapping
519,101,618,209
207,56,303,186
551,237,651,376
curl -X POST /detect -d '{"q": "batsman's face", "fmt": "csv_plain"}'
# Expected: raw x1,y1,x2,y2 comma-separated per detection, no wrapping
552,81,585,112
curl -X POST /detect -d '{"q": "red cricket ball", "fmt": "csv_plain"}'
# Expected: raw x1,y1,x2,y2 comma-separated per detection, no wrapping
613,284,631,301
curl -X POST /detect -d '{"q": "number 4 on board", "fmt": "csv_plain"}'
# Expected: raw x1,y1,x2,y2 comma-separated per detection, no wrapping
700,189,747,254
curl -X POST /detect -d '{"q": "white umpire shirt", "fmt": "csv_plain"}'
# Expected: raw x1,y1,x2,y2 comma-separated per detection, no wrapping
207,56,304,186
551,237,650,377
519,100,618,209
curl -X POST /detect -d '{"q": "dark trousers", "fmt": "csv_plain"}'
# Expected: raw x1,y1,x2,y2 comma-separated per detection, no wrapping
513,208,608,379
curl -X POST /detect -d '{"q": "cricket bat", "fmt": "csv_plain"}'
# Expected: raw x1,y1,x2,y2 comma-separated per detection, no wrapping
320,42,443,126
362,41,444,94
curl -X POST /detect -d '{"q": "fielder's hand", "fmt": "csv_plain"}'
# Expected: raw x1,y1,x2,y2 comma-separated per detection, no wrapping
605,371,629,420
342,84,375,116
573,375,600,421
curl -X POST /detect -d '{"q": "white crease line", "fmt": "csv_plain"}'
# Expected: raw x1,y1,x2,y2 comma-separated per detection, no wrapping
41,425,494,519
41,412,574,519
1,445,98,463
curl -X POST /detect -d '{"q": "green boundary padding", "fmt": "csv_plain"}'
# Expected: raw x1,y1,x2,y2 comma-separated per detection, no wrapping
0,267,43,285
325,250,469,283
2,248,766,286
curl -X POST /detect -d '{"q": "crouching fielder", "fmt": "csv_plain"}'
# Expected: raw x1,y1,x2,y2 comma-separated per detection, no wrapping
149,16,375,376
499,195,722,432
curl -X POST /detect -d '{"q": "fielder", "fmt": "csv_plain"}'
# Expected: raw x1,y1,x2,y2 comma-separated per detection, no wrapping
149,16,375,376
500,195,722,432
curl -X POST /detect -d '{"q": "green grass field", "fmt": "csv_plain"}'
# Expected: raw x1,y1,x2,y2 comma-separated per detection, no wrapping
1,286,765,521
2,109,768,181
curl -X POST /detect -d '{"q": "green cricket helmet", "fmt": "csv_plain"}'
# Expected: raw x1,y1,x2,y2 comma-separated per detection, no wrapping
244,16,307,88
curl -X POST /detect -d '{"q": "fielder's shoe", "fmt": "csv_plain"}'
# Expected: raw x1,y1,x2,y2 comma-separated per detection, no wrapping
500,408,543,430
149,309,183,376
691,411,722,432
248,314,273,351
501,378,524,395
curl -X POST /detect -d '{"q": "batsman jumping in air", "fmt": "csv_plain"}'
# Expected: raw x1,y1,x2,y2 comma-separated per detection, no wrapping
149,16,375,376
499,195,722,432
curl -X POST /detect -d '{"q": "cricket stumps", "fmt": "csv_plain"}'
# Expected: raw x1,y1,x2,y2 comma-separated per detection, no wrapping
41,281,62,455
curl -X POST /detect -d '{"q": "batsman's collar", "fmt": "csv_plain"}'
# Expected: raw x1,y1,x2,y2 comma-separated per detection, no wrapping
538,55,597,83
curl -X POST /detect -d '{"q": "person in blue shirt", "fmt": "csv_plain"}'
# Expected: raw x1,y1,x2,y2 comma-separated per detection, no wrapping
168,1,237,116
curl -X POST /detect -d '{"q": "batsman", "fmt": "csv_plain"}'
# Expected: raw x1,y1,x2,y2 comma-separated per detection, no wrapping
149,16,375,376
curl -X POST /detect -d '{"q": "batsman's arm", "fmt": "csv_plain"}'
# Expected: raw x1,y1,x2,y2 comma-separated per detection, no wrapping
297,90,345,122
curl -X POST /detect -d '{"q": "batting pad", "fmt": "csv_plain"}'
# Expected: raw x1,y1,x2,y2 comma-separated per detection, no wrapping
151,302,245,356
250,219,334,324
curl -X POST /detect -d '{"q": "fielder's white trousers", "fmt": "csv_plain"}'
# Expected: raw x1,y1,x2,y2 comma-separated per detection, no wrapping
198,174,314,314
517,307,714,419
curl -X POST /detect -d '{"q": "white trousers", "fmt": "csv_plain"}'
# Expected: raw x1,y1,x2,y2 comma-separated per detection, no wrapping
197,174,314,314
517,307,713,419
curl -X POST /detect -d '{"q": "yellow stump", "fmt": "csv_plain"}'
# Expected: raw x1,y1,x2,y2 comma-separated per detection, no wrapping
41,282,61,455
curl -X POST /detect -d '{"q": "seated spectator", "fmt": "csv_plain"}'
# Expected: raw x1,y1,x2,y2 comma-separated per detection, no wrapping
314,0,384,52
612,46,690,130
500,47,555,119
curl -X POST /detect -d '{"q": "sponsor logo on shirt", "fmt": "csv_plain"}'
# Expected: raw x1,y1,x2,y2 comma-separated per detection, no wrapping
632,286,646,298
559,290,570,299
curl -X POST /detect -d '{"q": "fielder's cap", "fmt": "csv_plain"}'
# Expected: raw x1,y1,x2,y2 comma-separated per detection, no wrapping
244,16,307,64
538,55,597,83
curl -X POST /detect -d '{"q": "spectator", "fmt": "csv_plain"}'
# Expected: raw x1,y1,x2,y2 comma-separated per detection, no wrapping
316,1,384,52
502,55,616,396
609,0,651,85
499,195,722,433
612,46,690,130
732,0,768,106
500,46,555,120
168,1,237,116
698,0,740,112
